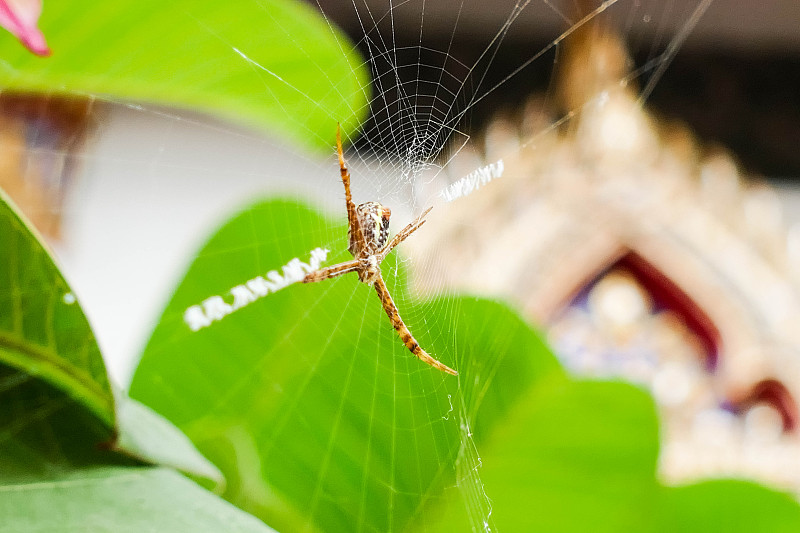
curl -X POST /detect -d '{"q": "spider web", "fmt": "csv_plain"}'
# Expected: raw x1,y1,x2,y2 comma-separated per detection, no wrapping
7,0,724,530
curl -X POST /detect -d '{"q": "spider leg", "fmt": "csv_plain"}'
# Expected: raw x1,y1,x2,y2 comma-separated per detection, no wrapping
379,206,433,259
337,124,367,255
303,259,360,283
373,275,458,376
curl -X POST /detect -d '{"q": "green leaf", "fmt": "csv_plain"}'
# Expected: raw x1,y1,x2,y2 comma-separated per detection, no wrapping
655,480,800,533
0,0,369,150
427,375,800,532
2,466,276,532
113,395,224,487
0,364,115,484
444,374,800,533
0,363,275,532
0,190,273,530
130,198,800,532
130,198,562,531
427,380,661,531
0,188,114,427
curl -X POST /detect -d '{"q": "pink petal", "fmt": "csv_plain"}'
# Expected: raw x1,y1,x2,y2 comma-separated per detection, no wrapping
0,0,50,56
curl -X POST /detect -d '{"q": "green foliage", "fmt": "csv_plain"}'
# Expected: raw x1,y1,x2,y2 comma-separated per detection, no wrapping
0,189,114,426
2,464,276,533
0,0,369,150
130,198,561,531
114,395,224,485
3,136,799,529
455,381,660,532
2,0,795,527
655,481,800,532
0,191,276,531
130,198,800,532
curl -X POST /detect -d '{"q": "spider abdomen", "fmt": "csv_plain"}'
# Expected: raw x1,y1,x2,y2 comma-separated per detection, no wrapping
350,201,391,255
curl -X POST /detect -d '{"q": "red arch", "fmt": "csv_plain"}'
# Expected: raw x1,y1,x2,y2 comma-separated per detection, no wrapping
605,252,721,370
733,379,799,432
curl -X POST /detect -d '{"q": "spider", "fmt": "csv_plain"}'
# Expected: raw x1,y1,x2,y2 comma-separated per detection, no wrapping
303,126,458,376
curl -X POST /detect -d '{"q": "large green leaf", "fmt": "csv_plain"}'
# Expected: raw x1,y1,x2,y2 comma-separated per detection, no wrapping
114,394,224,486
2,465,276,533
426,375,800,532
0,187,219,480
0,0,369,150
0,188,114,426
0,364,276,532
0,190,271,530
0,363,115,484
130,198,562,531
130,198,800,532
453,380,661,532
654,480,800,532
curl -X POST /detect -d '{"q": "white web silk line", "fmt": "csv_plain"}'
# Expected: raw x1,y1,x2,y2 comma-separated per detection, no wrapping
439,160,504,202
183,247,329,331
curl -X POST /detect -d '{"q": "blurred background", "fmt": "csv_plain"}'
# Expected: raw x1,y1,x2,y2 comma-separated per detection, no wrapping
4,0,800,512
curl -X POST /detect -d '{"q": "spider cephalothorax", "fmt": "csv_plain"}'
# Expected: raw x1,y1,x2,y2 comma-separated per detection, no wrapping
302,126,458,376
